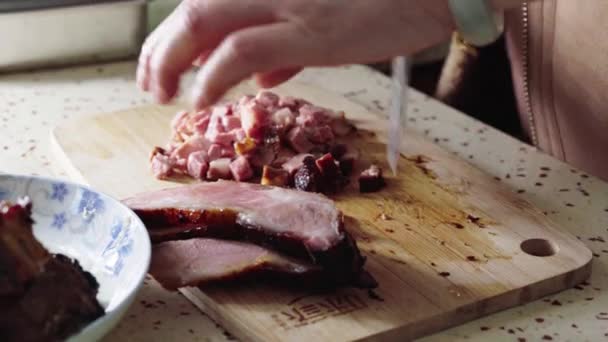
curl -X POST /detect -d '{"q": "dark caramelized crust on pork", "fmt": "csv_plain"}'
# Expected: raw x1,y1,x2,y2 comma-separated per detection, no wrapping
123,181,374,288
0,255,104,342
0,199,104,342
0,199,50,296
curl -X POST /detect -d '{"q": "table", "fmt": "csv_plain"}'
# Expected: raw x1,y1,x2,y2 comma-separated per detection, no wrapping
1,61,606,341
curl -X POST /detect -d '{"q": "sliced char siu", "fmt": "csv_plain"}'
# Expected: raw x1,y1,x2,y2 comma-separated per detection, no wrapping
122,180,371,287
149,238,322,290
1,198,50,296
1,199,104,342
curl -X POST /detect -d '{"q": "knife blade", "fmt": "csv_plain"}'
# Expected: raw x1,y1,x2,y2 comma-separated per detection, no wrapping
387,56,409,176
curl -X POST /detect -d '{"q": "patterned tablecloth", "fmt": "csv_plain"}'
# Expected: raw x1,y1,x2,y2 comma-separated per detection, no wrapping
0,61,606,341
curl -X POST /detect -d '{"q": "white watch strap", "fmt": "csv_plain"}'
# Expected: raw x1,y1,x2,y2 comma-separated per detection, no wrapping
447,0,503,47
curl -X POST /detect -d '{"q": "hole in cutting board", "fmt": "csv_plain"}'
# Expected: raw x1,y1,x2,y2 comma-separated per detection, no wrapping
520,238,559,257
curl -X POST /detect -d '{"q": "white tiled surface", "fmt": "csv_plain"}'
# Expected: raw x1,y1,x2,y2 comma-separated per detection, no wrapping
0,61,606,341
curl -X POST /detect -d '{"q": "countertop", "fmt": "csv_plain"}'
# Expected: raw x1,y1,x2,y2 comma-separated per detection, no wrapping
0,61,606,341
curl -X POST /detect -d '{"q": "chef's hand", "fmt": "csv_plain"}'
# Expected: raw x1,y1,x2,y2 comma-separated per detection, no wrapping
136,0,456,109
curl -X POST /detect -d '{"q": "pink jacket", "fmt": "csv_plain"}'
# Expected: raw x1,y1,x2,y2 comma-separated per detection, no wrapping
505,1,608,181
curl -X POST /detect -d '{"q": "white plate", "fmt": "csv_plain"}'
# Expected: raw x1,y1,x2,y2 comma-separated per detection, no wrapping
0,173,151,341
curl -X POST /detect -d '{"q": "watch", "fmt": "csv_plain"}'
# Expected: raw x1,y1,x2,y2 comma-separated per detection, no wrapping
446,0,504,47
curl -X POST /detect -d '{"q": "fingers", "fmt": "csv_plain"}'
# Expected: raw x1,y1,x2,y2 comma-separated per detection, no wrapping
254,68,303,88
138,0,276,104
191,23,320,109
192,50,212,67
136,8,179,92
146,1,217,103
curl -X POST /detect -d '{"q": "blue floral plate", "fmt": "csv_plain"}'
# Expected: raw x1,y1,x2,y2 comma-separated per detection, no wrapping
0,173,151,341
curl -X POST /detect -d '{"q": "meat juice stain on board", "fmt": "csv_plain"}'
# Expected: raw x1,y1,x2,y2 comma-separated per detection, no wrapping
339,152,508,265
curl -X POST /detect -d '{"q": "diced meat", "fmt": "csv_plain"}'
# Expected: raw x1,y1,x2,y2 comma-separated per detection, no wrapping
150,91,368,194
174,130,192,144
220,147,235,158
315,153,348,194
282,153,313,176
233,128,246,142
170,110,190,134
151,151,174,179
204,110,227,143
207,144,222,161
171,110,212,142
207,109,225,131
286,126,314,153
261,165,290,187
337,145,360,176
248,146,278,170
229,156,253,181
173,158,187,173
278,96,297,109
241,102,270,141
235,94,254,112
294,156,322,193
306,125,334,144
274,148,297,166
169,135,210,161
255,91,280,107
272,107,296,131
212,105,230,118
234,137,257,155
297,104,331,127
207,158,232,180
216,131,238,146
149,238,320,290
263,127,281,146
122,181,371,287
222,116,241,131
192,115,211,136
359,164,385,193
206,130,235,147
187,151,208,180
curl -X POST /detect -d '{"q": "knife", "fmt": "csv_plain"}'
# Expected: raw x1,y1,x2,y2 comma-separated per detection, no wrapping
387,56,409,176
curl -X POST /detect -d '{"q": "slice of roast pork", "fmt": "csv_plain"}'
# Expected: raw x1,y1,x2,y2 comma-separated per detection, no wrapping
122,180,371,287
149,238,322,290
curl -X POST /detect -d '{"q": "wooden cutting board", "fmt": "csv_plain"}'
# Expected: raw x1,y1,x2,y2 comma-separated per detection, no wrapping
51,80,592,341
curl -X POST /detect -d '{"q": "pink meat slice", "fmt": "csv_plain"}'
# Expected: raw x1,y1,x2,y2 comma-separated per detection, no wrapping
149,238,318,290
122,180,343,251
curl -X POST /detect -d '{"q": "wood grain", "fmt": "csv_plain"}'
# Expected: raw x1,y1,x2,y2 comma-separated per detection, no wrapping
50,80,592,342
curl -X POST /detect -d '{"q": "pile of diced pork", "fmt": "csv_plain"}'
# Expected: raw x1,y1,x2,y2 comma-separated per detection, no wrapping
151,90,384,194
